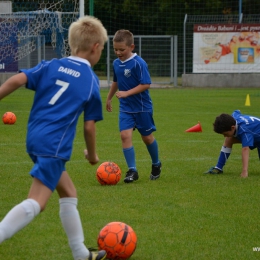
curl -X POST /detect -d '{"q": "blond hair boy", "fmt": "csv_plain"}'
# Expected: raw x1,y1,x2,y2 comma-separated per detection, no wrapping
0,16,107,260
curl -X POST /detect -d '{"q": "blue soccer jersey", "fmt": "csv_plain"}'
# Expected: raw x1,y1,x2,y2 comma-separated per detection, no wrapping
232,110,260,149
21,56,103,160
113,53,152,113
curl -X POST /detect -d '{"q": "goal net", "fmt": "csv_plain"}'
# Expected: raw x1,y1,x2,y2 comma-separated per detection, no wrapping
0,0,79,72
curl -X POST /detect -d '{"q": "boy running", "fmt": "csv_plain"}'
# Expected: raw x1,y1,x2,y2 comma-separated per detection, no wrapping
106,29,161,183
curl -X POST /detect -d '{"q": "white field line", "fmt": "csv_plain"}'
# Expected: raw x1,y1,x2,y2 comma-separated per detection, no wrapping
0,156,242,166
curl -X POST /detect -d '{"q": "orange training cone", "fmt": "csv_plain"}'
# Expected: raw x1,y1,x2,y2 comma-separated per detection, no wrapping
185,122,202,132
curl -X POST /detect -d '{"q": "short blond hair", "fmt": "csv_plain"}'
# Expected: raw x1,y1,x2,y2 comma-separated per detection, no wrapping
68,15,108,55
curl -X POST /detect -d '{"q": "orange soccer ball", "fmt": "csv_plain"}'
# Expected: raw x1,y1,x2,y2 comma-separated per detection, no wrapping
96,162,121,185
2,112,16,124
97,222,137,260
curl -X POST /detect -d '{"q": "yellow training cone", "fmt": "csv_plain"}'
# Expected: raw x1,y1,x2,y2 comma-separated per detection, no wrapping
245,94,250,106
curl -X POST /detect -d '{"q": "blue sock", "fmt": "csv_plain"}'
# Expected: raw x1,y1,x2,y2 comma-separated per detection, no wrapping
123,146,137,171
215,146,232,170
146,139,160,165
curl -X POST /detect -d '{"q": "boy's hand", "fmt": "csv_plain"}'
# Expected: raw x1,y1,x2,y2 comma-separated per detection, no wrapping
84,149,99,165
106,99,112,112
116,91,128,98
240,170,248,178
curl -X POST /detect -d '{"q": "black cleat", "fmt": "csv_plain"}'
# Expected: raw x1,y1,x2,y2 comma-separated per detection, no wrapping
87,250,107,260
124,169,139,183
150,162,162,180
204,166,223,174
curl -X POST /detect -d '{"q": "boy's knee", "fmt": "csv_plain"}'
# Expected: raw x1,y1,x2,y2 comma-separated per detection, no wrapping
23,199,41,215
142,134,154,145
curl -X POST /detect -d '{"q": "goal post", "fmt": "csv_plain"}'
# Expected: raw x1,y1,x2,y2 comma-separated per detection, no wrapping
0,0,81,73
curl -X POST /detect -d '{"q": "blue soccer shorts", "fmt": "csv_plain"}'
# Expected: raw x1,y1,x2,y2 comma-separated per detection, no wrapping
29,154,66,191
119,111,156,136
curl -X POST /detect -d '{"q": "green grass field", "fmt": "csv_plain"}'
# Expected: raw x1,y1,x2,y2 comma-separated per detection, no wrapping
1,87,260,260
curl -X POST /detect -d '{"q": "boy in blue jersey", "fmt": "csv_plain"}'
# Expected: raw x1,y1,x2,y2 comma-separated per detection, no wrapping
106,29,161,183
0,16,107,260
205,110,260,178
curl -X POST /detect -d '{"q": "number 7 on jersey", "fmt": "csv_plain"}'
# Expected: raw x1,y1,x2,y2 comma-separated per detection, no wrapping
48,80,69,105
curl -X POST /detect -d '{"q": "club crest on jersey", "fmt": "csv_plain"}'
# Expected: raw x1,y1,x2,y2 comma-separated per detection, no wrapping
124,69,131,78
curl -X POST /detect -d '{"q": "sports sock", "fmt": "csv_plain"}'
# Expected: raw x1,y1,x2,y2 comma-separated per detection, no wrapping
0,199,40,244
146,139,160,165
123,146,137,171
215,146,232,170
59,197,89,260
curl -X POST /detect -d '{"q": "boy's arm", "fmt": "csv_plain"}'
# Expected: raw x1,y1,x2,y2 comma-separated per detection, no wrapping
106,81,118,112
0,73,27,100
83,120,99,165
115,84,150,98
241,146,250,178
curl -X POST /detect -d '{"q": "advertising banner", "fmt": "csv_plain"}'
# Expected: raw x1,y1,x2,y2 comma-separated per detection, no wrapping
193,24,260,73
